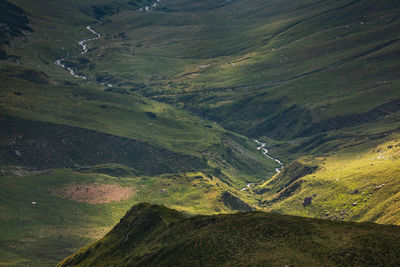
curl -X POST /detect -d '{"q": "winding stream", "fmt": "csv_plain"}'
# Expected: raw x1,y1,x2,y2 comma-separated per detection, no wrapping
255,140,284,173
79,26,101,55
54,25,112,85
55,1,163,86
140,0,161,12
55,58,88,80
53,1,284,195
241,140,284,191
54,27,96,80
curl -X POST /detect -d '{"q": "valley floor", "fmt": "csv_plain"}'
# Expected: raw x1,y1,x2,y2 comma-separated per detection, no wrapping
1,0,400,265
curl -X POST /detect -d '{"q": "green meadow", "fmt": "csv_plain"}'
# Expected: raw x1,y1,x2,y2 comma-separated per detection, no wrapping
1,0,400,265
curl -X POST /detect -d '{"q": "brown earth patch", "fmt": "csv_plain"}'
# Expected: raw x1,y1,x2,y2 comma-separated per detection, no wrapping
52,183,135,204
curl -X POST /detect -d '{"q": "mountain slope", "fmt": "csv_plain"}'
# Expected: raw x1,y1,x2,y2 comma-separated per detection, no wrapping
0,1,279,265
66,0,400,142
58,203,400,267
1,0,280,184
256,138,400,226
1,0,400,265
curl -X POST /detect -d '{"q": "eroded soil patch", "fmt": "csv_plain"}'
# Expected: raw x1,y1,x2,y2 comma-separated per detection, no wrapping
52,183,135,204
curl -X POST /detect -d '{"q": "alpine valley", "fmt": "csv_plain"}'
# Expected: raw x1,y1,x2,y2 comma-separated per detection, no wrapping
0,0,399,266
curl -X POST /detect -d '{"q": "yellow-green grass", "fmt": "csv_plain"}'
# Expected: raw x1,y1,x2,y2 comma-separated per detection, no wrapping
263,137,400,225
1,0,400,265
0,67,279,187
0,166,241,266
58,203,400,267
4,0,400,143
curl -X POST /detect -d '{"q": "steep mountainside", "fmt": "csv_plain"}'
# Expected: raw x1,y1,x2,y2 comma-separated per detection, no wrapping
0,0,400,265
69,0,400,142
58,203,400,267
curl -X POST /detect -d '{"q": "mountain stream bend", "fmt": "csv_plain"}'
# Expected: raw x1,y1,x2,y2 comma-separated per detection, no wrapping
55,0,163,83
53,1,285,191
255,140,284,172
54,25,114,87
241,141,284,191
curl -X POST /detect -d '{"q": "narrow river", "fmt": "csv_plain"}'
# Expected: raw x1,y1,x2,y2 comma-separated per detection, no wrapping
54,1,162,86
54,25,113,86
255,140,284,173
241,140,284,191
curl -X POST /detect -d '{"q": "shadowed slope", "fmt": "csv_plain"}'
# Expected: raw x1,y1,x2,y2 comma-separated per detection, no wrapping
59,203,400,267
0,116,206,175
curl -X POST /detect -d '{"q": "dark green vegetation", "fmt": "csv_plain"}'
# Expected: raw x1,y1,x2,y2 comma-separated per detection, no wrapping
83,0,400,142
0,116,206,174
0,0,32,60
1,0,400,265
59,203,400,267
0,0,32,45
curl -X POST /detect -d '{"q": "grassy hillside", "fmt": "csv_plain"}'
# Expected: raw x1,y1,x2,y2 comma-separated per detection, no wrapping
0,59,275,264
1,0,279,183
255,136,400,226
0,168,245,266
58,0,400,142
0,0,279,265
1,0,400,265
59,203,400,266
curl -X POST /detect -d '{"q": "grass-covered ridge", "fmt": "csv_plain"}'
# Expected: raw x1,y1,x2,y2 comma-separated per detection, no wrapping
0,167,246,266
257,137,400,226
0,0,279,265
1,0,400,265
58,203,400,267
